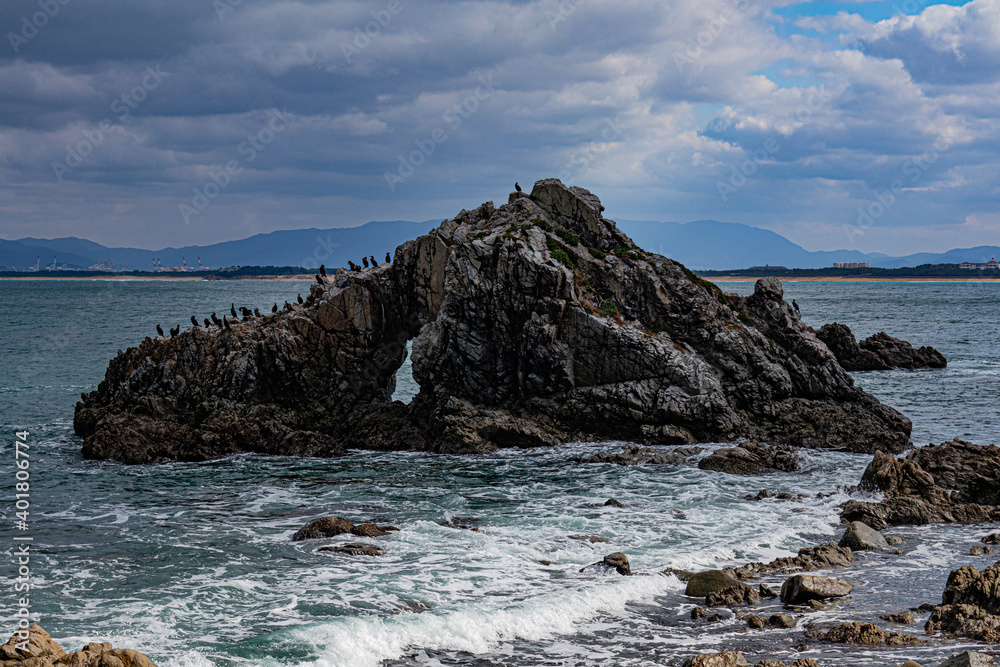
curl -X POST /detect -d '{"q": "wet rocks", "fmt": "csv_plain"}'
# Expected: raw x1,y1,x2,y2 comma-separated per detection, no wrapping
748,615,767,629
881,611,915,624
585,445,703,465
292,517,398,541
807,621,924,646
755,661,818,667
571,534,611,544
76,179,912,464
727,542,852,580
682,651,749,667
685,570,744,597
580,552,631,575
779,574,853,604
970,545,995,556
937,652,995,667
759,584,779,598
749,614,796,629
982,533,1000,544
698,443,799,475
817,323,946,371
691,607,724,622
925,561,1000,641
838,521,889,551
1,626,157,667
707,585,760,607
604,498,625,507
319,543,385,556
841,441,1000,528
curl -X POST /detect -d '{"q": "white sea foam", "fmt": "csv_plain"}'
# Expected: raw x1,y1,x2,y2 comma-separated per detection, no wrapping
289,573,683,667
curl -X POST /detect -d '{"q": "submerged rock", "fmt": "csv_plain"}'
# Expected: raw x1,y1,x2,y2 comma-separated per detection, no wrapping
816,323,946,371
779,574,852,604
76,179,912,463
881,611,915,624
580,551,631,575
842,441,1000,528
807,621,924,646
585,444,702,465
698,443,799,475
838,521,889,551
319,543,385,556
603,498,625,507
0,625,157,667
982,533,1000,545
292,517,398,541
755,661,818,667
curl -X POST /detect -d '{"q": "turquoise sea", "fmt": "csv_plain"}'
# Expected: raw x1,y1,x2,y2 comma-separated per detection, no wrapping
1,279,998,666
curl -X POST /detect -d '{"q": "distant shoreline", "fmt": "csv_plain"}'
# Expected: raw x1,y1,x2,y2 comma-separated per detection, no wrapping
705,276,1000,283
0,275,315,281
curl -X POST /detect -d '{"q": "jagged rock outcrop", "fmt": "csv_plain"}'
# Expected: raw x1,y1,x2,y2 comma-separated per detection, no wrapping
75,179,912,463
841,440,1000,528
1,626,157,667
725,542,853,580
925,561,1000,641
817,323,947,371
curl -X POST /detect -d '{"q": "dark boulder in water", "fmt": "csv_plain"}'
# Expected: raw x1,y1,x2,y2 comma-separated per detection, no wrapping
806,621,924,646
816,322,946,371
698,443,799,475
925,561,1000,642
75,179,912,464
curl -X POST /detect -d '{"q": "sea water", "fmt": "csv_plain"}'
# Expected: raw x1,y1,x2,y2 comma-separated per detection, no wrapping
0,279,998,667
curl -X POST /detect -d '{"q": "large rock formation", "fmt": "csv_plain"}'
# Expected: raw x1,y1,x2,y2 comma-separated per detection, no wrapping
841,440,1000,528
816,323,946,371
75,179,912,463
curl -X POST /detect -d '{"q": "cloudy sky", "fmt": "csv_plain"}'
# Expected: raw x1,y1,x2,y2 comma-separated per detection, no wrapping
1,0,997,254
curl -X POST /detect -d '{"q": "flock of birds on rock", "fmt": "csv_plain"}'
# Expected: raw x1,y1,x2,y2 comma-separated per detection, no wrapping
153,252,394,339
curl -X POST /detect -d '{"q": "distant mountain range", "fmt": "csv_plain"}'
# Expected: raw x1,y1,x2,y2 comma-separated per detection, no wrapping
1,218,996,271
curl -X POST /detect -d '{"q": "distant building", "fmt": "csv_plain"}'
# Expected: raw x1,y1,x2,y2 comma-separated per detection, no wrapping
833,262,871,269
90,259,116,271
960,258,999,270
747,265,787,271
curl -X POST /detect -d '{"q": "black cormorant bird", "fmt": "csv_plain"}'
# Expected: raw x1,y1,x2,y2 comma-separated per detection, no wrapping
385,252,391,264
223,317,231,329
156,324,164,337
272,303,278,313
320,264,326,277
792,300,800,313
211,312,221,326
170,326,179,337
515,182,521,192
191,315,199,327
231,303,238,318
240,307,251,318
315,274,324,284
284,300,292,311
369,255,377,267
362,256,369,268
297,294,303,304
254,308,262,317
204,318,211,327
348,261,360,272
